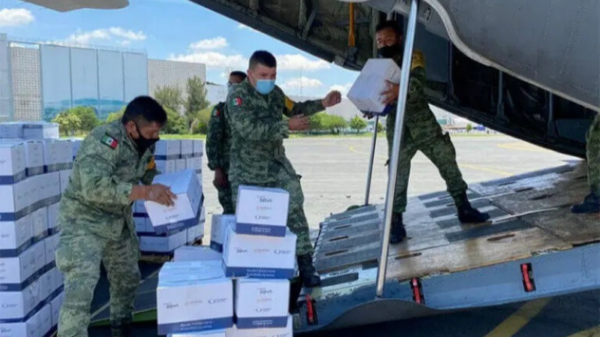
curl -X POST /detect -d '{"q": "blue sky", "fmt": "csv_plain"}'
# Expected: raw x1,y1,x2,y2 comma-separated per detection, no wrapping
0,0,358,97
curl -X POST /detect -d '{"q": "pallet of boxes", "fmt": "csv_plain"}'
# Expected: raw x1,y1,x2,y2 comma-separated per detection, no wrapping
134,139,206,262
157,186,295,337
0,122,77,337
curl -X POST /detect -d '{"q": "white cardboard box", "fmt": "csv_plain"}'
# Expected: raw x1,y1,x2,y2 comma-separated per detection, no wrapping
235,186,289,237
186,222,204,243
0,240,45,287
155,140,181,160
156,159,177,174
222,227,296,279
192,140,204,157
145,169,202,233
157,261,233,335
0,303,52,337
50,291,65,327
44,234,60,265
0,142,26,185
0,276,43,321
175,159,187,172
0,122,24,139
134,217,150,233
59,170,72,194
235,279,290,329
347,58,401,114
31,207,48,240
169,331,227,337
23,140,45,177
0,179,29,219
210,215,235,252
139,229,187,253
23,122,60,140
174,246,222,262
47,202,60,233
180,140,194,158
186,157,202,175
226,316,292,337
0,214,32,257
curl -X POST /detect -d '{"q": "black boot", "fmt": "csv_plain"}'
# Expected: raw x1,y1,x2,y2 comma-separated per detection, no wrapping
297,254,321,288
389,212,407,244
111,318,132,337
456,193,490,223
571,193,600,214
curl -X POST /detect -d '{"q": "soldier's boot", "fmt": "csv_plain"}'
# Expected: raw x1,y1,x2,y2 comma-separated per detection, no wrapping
111,318,132,337
571,192,600,214
456,193,490,223
297,254,321,288
389,212,407,245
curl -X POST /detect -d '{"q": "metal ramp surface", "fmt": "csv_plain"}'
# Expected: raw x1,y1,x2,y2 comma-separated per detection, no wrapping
295,162,600,332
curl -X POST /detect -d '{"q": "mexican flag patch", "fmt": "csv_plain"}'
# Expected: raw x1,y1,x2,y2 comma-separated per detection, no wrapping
101,134,118,149
213,108,221,117
232,97,242,106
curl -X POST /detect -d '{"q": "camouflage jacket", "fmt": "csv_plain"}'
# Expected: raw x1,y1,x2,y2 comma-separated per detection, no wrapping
386,49,440,140
225,79,324,184
58,120,159,240
206,102,230,172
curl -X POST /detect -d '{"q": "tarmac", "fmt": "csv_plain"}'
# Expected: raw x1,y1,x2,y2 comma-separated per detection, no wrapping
91,134,599,337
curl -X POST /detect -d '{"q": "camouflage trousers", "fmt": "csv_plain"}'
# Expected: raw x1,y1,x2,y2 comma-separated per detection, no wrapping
55,224,140,337
587,113,600,194
231,164,313,256
387,117,468,214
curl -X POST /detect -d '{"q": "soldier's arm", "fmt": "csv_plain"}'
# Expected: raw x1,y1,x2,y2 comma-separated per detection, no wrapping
206,105,224,170
283,95,325,118
226,91,289,141
406,50,427,106
76,133,145,206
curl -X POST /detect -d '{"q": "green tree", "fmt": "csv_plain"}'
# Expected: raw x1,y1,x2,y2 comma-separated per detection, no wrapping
466,123,473,133
191,105,213,135
163,108,188,134
53,112,81,136
377,121,384,133
327,115,348,134
154,85,183,112
185,76,210,125
349,116,367,134
70,106,100,132
105,110,124,123
309,112,327,132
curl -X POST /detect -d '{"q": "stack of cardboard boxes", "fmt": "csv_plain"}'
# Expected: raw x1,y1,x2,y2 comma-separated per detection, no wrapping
0,122,68,337
156,185,296,337
134,139,205,254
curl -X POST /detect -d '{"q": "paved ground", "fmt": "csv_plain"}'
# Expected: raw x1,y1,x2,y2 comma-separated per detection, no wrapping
92,135,600,337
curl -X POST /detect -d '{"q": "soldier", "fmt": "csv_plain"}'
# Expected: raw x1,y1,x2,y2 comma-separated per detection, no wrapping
571,112,600,213
226,50,341,287
55,96,176,337
371,21,490,244
206,70,247,214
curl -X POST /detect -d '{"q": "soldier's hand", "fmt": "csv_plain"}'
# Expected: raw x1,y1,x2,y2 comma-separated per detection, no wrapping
362,111,374,120
214,168,228,188
288,115,310,131
147,184,177,207
381,81,399,105
322,90,342,108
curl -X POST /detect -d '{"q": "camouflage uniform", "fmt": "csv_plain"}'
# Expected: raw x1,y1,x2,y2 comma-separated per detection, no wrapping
587,112,600,194
386,50,468,214
206,102,234,214
225,79,323,256
55,120,158,337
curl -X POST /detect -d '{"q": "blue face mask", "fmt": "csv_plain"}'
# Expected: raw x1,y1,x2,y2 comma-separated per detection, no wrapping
256,79,275,95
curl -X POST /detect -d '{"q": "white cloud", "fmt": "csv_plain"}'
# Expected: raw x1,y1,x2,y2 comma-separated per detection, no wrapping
281,77,323,90
0,8,34,27
330,83,353,96
190,37,228,50
277,54,330,71
66,27,147,45
169,51,247,68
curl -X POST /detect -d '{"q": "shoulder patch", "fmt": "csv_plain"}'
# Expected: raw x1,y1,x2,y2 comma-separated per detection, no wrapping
231,97,242,106
212,108,221,117
284,96,295,111
411,50,425,71
100,134,118,149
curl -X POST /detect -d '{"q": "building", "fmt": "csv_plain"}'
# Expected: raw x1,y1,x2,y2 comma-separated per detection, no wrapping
0,34,207,122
